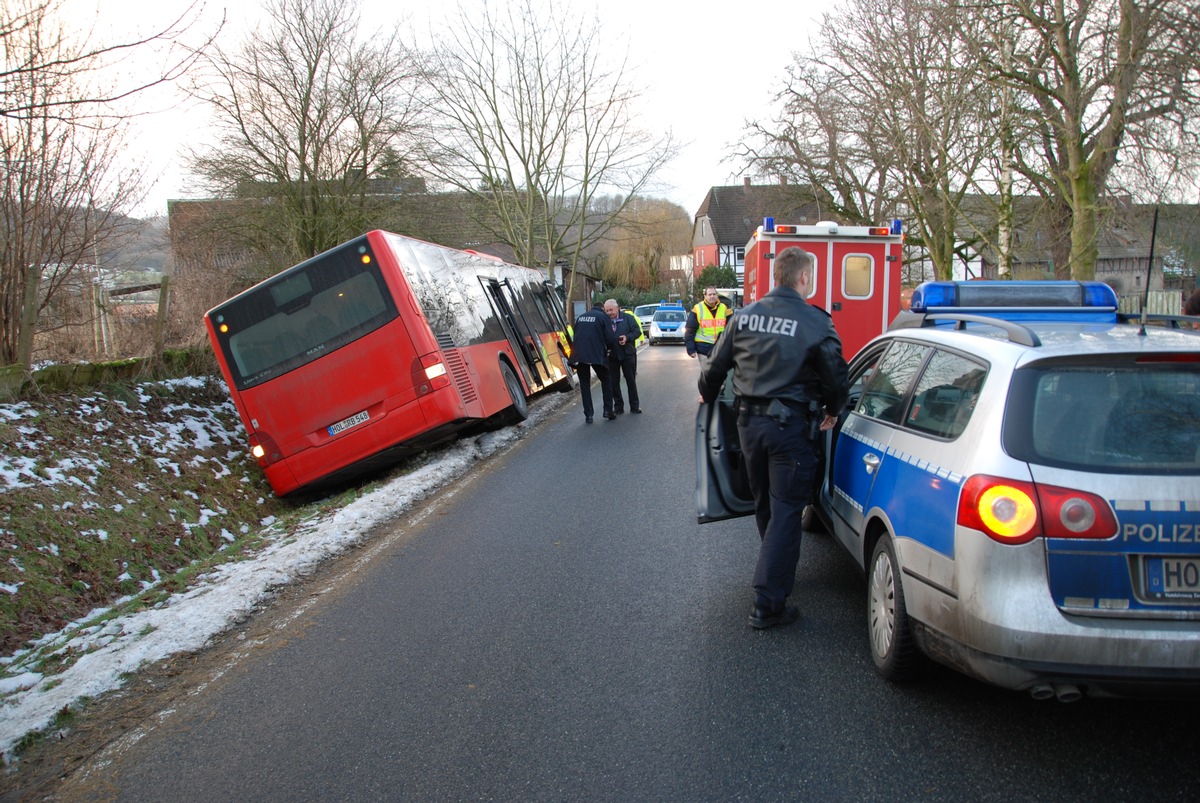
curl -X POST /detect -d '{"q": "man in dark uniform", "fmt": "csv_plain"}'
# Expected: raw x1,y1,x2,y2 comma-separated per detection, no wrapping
604,299,643,414
570,298,619,423
698,247,848,629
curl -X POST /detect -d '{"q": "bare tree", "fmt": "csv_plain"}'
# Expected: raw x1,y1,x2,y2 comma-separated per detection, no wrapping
595,196,691,291
417,0,675,293
973,0,1200,278
745,0,1200,281
186,0,423,276
741,62,899,227
742,0,1005,279
0,0,210,368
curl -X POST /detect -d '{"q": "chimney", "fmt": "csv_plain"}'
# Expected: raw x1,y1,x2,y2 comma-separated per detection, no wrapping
743,177,751,189
779,176,788,186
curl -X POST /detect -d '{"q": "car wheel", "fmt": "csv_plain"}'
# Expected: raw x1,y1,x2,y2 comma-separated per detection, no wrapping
868,534,921,681
498,362,529,424
801,504,825,533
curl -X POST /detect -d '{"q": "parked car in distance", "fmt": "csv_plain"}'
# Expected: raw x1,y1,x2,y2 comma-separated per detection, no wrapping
697,280,1200,700
649,305,686,345
634,304,659,339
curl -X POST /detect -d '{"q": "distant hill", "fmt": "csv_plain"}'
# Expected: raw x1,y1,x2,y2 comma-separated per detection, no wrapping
100,215,172,273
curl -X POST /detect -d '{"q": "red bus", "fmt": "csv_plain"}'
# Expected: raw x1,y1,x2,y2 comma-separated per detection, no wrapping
205,230,576,496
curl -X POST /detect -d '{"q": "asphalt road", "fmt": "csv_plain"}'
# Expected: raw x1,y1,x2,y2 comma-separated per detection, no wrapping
37,344,1200,800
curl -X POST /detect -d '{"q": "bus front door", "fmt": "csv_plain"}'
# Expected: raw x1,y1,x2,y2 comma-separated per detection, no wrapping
483,278,550,388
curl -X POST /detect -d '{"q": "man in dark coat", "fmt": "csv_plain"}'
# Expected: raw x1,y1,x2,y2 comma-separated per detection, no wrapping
570,299,619,423
604,299,642,414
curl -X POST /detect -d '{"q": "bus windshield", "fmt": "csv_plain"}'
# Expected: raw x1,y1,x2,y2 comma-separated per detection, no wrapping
209,239,399,390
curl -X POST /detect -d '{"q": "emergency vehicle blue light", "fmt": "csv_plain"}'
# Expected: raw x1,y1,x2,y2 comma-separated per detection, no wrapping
890,219,902,235
1082,282,1119,308
764,217,775,232
910,281,1118,313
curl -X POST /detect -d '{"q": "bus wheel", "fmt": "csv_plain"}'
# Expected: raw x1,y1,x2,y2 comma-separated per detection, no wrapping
499,362,529,424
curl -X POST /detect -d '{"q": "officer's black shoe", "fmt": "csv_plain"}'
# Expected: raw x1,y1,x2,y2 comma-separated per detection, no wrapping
614,407,624,415
630,407,642,414
604,411,617,420
585,416,594,424
748,604,800,630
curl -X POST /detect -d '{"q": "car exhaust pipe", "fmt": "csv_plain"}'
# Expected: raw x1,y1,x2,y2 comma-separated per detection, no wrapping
1029,683,1055,701
1054,683,1082,703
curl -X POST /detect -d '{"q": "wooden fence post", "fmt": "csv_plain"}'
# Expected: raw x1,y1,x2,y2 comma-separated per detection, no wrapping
154,275,170,369
17,265,40,370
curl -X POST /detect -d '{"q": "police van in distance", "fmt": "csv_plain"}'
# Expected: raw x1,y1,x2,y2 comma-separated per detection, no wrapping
698,280,1200,700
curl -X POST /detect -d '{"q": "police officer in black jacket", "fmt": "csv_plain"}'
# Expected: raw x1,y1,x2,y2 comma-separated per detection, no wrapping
570,299,620,423
698,247,849,629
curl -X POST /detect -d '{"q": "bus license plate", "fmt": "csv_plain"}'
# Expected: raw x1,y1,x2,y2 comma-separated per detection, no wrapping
1145,556,1200,601
327,410,369,436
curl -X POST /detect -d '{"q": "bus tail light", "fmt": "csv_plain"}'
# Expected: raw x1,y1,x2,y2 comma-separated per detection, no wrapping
414,353,450,396
958,475,1117,544
249,431,282,467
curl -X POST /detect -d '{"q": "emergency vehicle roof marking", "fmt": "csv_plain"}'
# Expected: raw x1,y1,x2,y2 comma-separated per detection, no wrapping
842,427,965,485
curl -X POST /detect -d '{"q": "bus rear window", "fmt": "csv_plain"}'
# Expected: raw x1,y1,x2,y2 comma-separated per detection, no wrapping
209,241,398,390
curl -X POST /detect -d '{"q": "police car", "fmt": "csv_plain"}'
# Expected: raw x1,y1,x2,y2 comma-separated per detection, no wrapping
648,303,686,345
697,281,1200,700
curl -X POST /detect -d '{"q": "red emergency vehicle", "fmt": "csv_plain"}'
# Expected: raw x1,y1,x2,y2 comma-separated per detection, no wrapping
743,218,904,359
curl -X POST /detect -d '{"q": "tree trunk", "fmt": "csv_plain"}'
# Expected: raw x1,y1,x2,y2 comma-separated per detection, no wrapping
1068,178,1101,280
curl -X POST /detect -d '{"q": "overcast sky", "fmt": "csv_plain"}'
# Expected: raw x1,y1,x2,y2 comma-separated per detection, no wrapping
73,0,834,218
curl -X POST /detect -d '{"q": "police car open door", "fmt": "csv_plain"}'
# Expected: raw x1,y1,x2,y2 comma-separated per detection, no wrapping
695,396,755,523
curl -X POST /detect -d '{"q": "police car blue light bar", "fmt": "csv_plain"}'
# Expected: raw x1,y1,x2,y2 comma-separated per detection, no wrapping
911,281,1118,313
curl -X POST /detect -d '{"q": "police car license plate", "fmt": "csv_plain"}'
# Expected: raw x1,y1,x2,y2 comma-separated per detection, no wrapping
327,409,369,436
1144,556,1200,601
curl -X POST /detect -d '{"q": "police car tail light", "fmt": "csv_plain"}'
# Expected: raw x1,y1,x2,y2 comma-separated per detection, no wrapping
959,475,1117,544
1034,484,1117,539
959,476,1040,544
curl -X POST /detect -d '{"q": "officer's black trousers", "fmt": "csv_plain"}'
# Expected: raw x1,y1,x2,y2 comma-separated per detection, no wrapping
738,411,817,611
608,354,639,411
574,362,613,419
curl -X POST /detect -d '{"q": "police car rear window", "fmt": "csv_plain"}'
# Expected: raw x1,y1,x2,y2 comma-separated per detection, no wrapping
1004,359,1200,474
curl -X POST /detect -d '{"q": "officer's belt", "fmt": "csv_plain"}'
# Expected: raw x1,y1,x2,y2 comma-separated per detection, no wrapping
739,398,805,416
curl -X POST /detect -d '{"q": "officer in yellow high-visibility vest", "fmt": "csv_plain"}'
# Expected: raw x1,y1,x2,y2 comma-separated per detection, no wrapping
625,308,645,346
684,287,730,359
